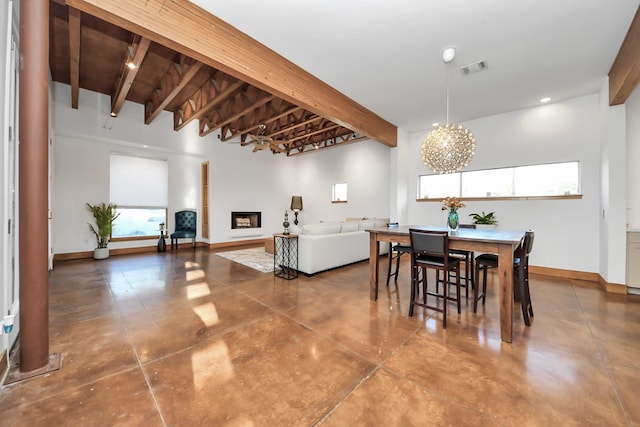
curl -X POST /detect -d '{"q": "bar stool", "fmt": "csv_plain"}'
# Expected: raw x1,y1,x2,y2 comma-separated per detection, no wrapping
474,230,535,326
386,243,411,286
436,224,476,298
408,228,462,328
385,223,410,286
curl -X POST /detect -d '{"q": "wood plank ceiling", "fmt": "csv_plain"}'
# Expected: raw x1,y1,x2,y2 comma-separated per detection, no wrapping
49,0,397,155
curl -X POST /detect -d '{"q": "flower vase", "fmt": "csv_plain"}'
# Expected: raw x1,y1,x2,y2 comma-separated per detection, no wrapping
447,210,459,232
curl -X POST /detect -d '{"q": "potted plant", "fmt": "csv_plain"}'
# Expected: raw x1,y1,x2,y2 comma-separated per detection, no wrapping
469,211,498,230
86,202,120,259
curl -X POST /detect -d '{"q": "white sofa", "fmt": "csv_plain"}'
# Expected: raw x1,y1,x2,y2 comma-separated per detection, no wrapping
292,218,389,275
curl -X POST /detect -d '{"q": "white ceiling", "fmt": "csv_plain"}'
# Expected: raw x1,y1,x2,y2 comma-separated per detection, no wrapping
191,0,638,133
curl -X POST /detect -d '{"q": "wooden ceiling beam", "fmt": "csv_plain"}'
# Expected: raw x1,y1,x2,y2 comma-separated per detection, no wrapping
609,6,640,105
110,35,150,116
287,124,342,142
269,114,320,138
64,0,397,147
221,106,304,142
174,74,244,131
144,56,204,124
200,94,275,137
67,7,81,109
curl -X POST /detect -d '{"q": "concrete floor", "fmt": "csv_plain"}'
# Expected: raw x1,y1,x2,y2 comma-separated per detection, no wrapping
0,248,638,426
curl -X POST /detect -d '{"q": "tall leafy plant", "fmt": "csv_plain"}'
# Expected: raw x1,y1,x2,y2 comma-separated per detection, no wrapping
86,202,120,249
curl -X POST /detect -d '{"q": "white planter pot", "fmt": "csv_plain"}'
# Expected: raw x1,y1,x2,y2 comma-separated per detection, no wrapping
93,247,109,260
475,224,497,231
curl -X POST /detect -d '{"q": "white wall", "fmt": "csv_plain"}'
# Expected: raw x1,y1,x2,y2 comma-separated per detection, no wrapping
404,94,602,273
626,83,640,230
293,139,391,224
50,82,391,253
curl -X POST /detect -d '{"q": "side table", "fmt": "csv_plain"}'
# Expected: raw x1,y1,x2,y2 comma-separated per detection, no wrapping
273,233,298,279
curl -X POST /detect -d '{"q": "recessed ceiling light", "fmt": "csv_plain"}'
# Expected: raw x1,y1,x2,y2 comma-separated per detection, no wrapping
432,122,439,127
540,97,551,103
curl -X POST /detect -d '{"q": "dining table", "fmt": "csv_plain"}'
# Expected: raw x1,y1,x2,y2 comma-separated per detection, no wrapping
367,225,526,343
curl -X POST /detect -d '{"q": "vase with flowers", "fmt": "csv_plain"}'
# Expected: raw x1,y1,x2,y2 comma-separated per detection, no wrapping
441,197,465,232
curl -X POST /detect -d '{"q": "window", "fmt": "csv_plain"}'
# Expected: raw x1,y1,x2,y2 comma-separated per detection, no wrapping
112,207,167,238
418,161,580,199
110,154,168,238
332,183,348,202
417,173,460,199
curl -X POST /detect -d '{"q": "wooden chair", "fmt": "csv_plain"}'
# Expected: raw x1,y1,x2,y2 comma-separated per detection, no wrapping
474,230,535,325
436,223,476,298
385,223,411,286
408,229,462,328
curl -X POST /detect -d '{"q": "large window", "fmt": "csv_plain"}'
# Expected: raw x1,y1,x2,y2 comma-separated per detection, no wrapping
110,154,168,239
418,161,580,200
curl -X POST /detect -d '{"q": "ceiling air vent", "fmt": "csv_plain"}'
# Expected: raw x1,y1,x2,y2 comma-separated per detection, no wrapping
460,60,488,75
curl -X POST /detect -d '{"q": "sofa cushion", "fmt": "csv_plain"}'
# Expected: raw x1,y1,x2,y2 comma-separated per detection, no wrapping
303,223,342,235
340,222,359,233
358,219,375,231
373,218,390,228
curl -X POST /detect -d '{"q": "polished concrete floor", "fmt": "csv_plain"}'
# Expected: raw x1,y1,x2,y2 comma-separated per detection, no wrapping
1,248,639,426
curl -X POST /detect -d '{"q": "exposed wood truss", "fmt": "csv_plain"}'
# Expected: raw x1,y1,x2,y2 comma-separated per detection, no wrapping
50,0,398,156
144,56,203,125
609,6,640,105
110,35,150,117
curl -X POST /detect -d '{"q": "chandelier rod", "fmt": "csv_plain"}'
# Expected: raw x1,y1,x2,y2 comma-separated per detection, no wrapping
445,64,450,125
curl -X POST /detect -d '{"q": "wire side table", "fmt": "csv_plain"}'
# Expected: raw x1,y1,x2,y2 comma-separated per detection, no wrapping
274,233,298,280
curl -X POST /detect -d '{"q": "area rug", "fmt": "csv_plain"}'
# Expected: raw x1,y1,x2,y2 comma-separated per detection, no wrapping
216,248,274,273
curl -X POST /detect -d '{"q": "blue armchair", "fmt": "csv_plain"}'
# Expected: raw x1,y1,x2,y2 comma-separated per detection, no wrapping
171,210,196,250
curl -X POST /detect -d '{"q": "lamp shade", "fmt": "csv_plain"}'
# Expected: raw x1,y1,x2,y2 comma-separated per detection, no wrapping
290,196,303,212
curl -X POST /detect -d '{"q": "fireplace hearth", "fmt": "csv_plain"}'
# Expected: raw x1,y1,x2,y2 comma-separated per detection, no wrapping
231,212,261,229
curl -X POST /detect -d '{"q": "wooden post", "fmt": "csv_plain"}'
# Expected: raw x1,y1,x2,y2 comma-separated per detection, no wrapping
18,0,50,372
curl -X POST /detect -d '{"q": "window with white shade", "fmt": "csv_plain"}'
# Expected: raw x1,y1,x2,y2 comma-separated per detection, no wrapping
110,154,168,238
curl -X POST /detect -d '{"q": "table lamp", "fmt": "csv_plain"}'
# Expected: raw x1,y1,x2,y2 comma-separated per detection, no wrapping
290,196,303,225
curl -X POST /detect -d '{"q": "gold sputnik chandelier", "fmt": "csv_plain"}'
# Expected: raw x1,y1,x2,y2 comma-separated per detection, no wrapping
421,47,476,174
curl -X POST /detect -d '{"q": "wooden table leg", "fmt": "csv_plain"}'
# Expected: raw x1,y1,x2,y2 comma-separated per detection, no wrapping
369,232,380,301
497,243,514,343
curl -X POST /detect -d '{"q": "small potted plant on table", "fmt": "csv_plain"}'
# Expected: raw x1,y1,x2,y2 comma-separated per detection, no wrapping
86,202,120,259
469,211,498,230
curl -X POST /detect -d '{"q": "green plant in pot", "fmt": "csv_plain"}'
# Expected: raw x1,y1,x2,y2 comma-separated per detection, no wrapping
469,211,497,228
86,202,120,259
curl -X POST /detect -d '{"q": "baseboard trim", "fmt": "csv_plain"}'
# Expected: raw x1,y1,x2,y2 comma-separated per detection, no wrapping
529,265,627,294
53,242,208,261
54,240,264,261
529,265,599,282
207,239,265,251
597,275,627,295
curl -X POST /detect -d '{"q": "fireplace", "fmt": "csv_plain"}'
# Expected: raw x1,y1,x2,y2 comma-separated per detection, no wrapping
231,211,261,229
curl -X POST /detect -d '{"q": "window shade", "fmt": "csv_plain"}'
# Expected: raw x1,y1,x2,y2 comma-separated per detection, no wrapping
110,154,168,206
